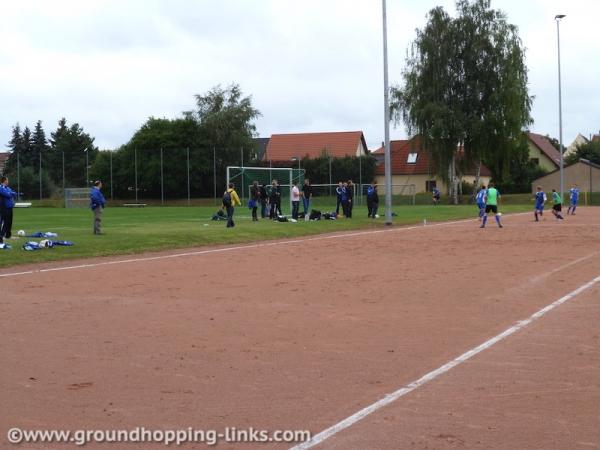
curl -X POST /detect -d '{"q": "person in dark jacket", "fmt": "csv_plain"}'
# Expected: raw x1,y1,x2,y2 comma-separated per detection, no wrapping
250,180,260,221
90,180,107,235
301,178,313,217
0,176,18,243
269,179,282,219
346,180,354,218
366,181,379,218
259,183,269,218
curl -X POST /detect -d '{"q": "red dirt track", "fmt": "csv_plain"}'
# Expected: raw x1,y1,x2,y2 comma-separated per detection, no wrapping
1,210,600,449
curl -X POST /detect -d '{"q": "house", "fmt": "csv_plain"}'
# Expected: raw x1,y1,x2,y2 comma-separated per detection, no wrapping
592,134,600,143
531,159,600,195
373,136,491,194
525,132,561,172
263,131,368,162
0,152,9,175
252,137,270,161
564,133,589,158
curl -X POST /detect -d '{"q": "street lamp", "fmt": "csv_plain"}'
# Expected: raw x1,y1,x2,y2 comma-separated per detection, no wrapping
382,0,392,225
84,147,89,186
291,156,301,172
555,14,566,202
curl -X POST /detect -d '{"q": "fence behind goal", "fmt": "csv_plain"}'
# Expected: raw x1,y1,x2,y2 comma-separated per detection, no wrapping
64,188,90,208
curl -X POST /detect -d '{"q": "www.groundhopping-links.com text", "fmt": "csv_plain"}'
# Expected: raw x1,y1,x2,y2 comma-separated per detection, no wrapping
6,426,312,446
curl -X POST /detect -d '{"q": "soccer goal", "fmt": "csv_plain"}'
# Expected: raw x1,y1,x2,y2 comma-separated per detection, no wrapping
390,184,416,205
226,166,305,213
64,188,90,208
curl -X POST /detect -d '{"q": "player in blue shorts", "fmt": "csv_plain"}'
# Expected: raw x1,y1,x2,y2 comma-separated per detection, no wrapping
533,186,546,222
476,185,487,221
567,184,579,215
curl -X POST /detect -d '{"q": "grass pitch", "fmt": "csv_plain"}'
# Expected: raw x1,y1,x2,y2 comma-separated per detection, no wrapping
0,203,531,268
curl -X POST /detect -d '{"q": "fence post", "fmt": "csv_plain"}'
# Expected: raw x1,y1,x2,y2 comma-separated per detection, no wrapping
109,150,113,200
213,146,217,206
186,147,190,205
39,150,42,200
134,147,138,203
160,147,164,205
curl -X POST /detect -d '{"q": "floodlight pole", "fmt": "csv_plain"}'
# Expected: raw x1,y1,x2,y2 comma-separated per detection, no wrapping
382,0,392,225
85,148,89,187
556,14,566,203
160,147,164,205
213,146,217,206
39,150,42,200
109,150,113,200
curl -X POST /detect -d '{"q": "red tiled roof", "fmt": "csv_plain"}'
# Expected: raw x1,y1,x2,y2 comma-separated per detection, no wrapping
264,131,367,161
371,140,408,155
527,132,561,168
374,136,491,177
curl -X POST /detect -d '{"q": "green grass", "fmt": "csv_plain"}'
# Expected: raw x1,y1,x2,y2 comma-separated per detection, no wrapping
0,203,532,268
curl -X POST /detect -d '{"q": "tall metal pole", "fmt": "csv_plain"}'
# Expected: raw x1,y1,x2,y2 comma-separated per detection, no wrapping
17,152,20,200
213,146,217,206
240,147,244,202
85,149,89,186
134,147,138,202
328,153,332,197
556,14,566,203
382,0,393,225
358,153,362,205
109,150,113,200
62,151,65,194
186,147,190,205
39,150,42,200
160,147,164,205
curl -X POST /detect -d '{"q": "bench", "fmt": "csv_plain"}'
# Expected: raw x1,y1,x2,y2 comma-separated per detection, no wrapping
123,203,147,207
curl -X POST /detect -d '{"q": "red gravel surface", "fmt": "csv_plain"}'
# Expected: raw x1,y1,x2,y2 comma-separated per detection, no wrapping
1,209,599,449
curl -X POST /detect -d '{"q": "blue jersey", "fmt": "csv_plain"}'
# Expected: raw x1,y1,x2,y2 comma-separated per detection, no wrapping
535,191,546,208
570,188,579,203
476,189,487,205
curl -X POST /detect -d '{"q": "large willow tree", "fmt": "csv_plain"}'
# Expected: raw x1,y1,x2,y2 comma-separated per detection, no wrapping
391,0,532,200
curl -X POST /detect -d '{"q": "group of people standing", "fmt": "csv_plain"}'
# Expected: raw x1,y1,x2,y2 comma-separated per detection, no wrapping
0,176,17,243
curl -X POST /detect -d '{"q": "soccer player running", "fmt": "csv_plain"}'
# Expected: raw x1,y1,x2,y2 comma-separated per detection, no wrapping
533,185,547,222
480,182,503,228
551,188,565,220
476,184,487,221
567,183,579,215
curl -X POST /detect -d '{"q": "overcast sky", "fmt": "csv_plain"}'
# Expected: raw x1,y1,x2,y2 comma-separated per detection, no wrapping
1,0,598,152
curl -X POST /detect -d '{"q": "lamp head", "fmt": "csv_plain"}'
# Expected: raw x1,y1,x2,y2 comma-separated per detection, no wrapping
555,14,566,20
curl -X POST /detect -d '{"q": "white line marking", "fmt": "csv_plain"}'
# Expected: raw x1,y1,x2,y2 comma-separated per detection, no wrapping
290,275,600,450
1,214,523,279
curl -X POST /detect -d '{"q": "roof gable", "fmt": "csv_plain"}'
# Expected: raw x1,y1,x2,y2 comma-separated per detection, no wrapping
527,132,561,168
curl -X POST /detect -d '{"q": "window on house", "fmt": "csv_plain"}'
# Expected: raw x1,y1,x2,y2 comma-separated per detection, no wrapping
531,158,539,165
407,153,418,164
426,180,437,192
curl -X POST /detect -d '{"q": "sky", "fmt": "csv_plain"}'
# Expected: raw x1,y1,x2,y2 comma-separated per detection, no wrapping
1,0,598,152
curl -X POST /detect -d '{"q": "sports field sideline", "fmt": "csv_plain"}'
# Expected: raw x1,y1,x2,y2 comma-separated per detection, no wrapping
1,208,599,449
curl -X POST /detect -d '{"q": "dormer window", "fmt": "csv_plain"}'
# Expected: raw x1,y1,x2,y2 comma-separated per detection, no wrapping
407,153,418,164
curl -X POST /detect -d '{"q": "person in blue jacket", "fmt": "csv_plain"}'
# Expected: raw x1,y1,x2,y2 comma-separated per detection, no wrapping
0,176,18,243
90,180,106,235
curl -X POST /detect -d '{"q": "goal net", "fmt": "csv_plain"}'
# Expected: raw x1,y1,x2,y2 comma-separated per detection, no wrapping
64,188,90,208
226,166,305,213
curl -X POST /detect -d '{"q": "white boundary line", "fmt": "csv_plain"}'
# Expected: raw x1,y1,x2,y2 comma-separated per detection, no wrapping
0,214,528,279
290,274,600,450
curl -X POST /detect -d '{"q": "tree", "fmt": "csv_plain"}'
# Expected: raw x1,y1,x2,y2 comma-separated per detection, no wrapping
391,0,532,200
47,118,98,189
565,140,600,166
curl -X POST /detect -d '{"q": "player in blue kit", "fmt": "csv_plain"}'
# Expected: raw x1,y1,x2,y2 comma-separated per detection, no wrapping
476,185,487,221
533,186,546,222
567,184,579,215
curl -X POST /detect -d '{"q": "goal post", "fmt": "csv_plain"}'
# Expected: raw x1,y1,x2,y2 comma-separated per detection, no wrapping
226,166,305,213
64,188,90,208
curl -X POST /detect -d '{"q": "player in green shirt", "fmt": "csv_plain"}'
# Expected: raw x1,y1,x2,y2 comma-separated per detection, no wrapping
480,182,503,228
551,189,565,220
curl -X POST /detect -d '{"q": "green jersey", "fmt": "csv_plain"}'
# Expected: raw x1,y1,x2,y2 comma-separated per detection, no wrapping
486,187,499,206
552,192,562,205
